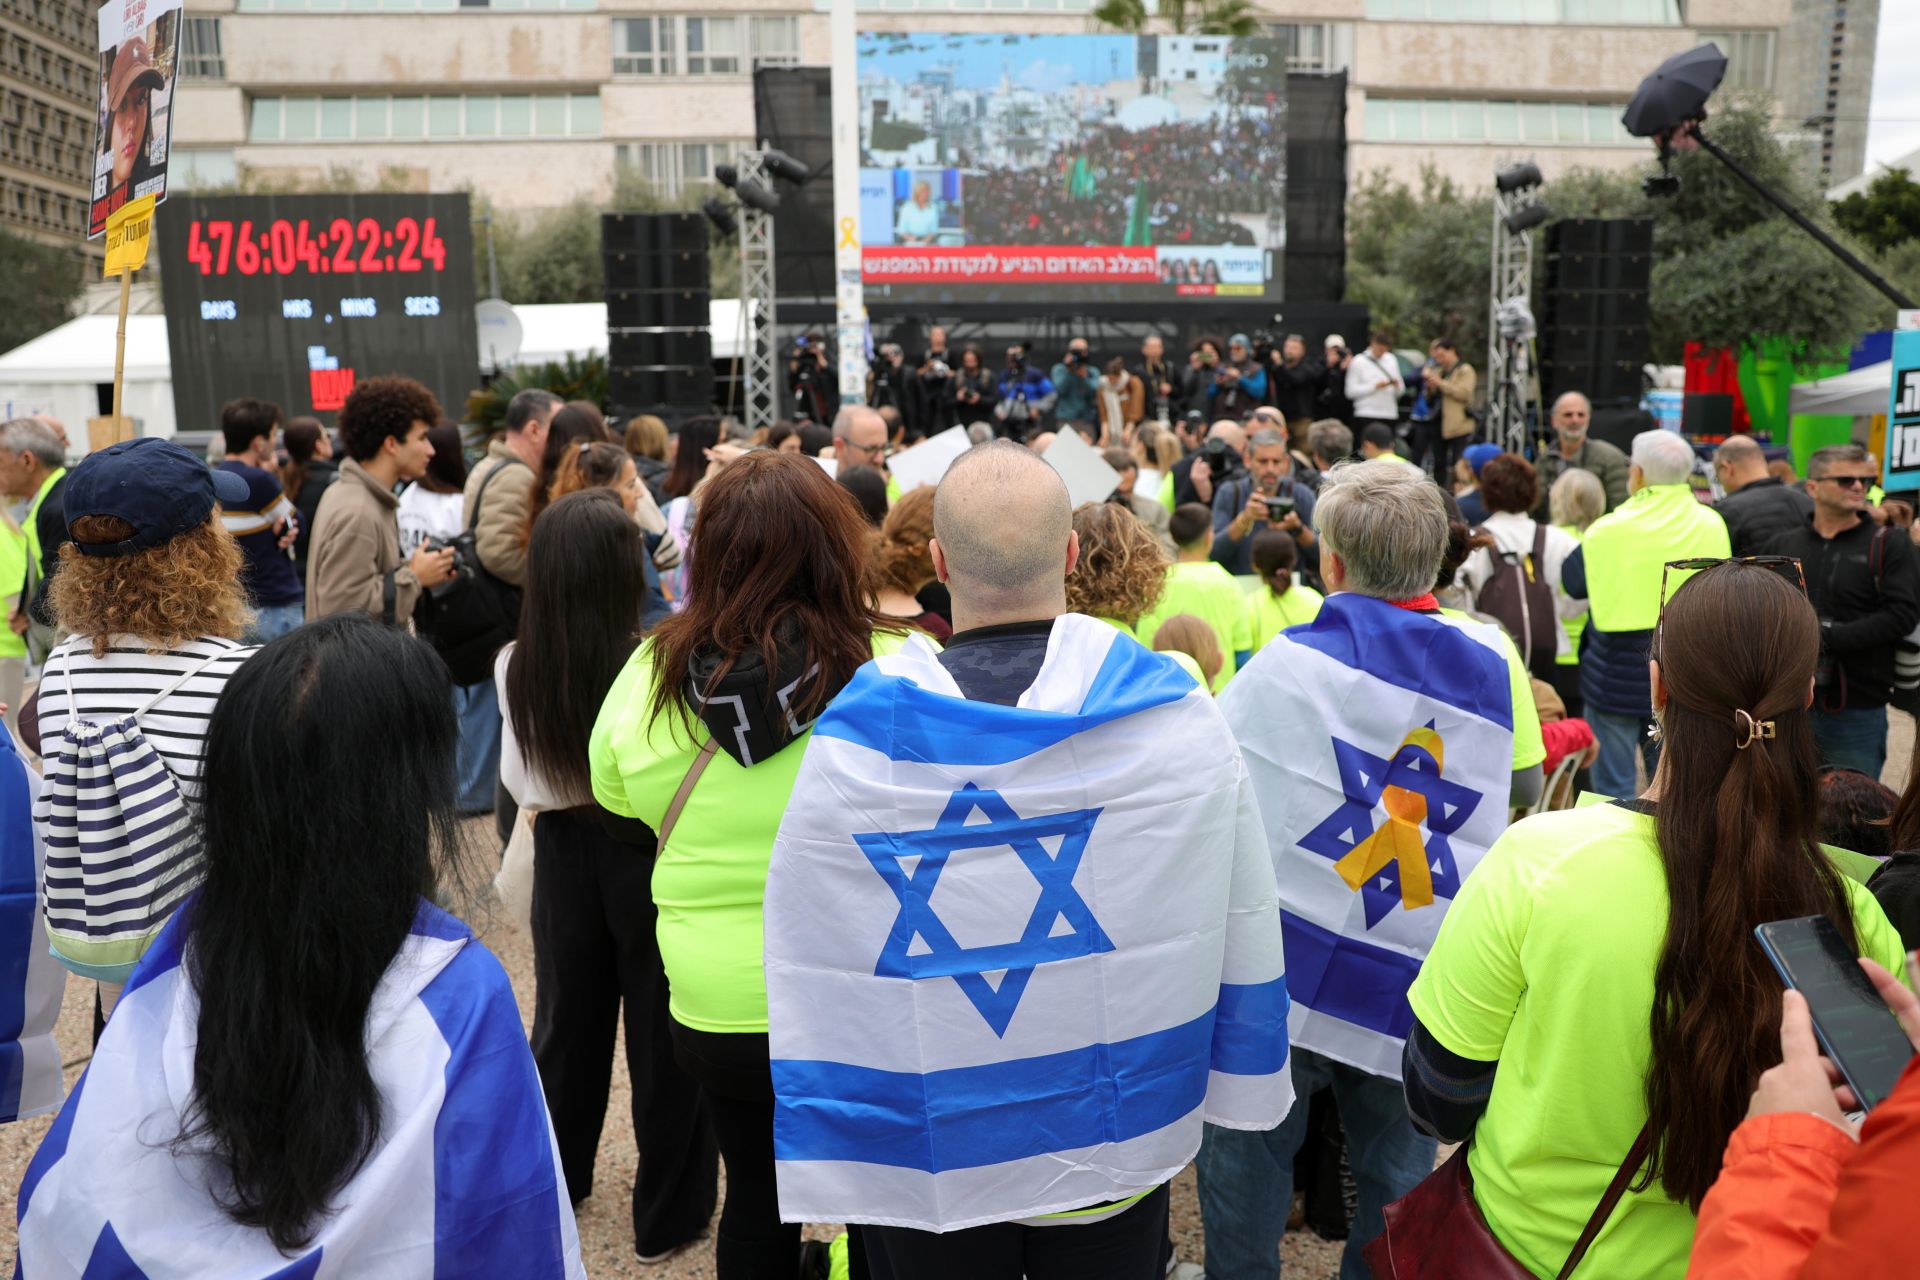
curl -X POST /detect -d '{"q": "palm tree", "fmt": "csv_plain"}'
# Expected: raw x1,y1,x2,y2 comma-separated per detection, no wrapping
1091,0,1262,37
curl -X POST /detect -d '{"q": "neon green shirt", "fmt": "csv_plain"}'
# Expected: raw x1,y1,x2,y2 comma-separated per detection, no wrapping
1409,802,1905,1279
1137,560,1254,690
1437,607,1546,771
1246,582,1324,652
1581,484,1729,632
589,631,912,1033
0,521,27,659
1091,614,1204,688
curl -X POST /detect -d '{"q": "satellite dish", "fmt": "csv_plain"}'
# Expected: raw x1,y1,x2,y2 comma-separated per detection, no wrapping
475,299,523,372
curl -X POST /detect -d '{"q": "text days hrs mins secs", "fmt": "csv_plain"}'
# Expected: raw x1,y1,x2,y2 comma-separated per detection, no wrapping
197,297,442,320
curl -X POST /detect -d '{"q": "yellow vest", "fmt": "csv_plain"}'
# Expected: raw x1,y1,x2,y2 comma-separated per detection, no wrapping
1580,484,1729,632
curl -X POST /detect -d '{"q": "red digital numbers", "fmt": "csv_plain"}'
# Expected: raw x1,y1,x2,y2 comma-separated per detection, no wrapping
183,215,453,277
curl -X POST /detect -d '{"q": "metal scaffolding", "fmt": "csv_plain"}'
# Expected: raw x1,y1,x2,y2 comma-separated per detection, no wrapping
736,150,780,433
1486,182,1543,455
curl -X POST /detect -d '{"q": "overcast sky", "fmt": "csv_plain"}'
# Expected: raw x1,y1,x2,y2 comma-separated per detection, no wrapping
1866,8,1920,169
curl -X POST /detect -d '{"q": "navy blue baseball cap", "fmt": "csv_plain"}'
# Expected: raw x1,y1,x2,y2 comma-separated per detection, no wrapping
64,437,250,557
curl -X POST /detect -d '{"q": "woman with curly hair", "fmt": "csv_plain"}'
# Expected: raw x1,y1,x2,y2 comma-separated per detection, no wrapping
1065,500,1206,687
870,486,950,640
30,439,261,1010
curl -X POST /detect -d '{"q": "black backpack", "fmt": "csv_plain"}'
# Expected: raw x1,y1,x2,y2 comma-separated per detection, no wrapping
1473,522,1558,672
412,457,525,686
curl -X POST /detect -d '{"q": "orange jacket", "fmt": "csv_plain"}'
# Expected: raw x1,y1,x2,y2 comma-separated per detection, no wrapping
1688,1054,1920,1278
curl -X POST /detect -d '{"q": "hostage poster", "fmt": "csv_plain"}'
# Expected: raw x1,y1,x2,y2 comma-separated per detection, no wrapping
88,0,181,239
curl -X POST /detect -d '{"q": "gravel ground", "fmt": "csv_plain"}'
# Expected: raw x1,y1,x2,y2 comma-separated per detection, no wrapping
7,713,1912,1276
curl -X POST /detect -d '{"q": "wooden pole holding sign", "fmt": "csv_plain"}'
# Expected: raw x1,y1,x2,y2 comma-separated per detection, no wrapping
101,194,155,447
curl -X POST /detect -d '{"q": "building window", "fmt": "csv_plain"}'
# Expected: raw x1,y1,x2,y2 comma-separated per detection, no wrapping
1268,22,1345,73
1363,96,1636,146
1362,0,1679,23
248,92,603,141
174,148,238,189
613,15,798,76
1698,30,1774,92
180,16,224,79
614,138,750,195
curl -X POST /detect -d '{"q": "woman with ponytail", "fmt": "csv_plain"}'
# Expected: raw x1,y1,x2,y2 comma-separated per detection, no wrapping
1403,561,1906,1277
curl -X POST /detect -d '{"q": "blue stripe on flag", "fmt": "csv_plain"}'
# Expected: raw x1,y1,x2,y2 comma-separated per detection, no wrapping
415,938,572,1280
1281,911,1419,1040
815,632,1197,765
773,1007,1216,1172
1212,977,1291,1076
0,727,32,1122
1285,594,1512,731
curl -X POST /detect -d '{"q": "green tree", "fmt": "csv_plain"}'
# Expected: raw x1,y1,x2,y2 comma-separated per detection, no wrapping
0,227,85,356
1832,168,1920,255
1091,0,1260,37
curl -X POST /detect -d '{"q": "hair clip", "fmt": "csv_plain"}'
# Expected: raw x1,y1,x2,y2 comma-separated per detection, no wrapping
1733,709,1775,751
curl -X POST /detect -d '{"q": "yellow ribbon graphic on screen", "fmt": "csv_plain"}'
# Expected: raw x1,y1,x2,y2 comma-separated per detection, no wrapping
1333,727,1444,910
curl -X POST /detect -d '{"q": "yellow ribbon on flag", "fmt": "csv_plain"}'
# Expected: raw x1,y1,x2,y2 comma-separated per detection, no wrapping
103,195,156,279
1333,727,1445,910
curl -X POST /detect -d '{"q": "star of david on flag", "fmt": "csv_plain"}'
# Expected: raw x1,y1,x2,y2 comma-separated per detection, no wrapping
857,783,1114,1037
1297,723,1484,928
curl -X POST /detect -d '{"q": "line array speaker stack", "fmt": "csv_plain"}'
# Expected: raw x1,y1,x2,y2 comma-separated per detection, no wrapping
603,212,715,418
1284,72,1348,304
1540,218,1653,408
754,67,834,306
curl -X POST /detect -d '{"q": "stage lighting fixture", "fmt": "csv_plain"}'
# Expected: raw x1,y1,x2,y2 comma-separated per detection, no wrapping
1643,172,1680,198
702,195,738,236
715,164,738,189
714,163,780,214
1502,201,1552,234
1494,162,1544,194
762,150,812,185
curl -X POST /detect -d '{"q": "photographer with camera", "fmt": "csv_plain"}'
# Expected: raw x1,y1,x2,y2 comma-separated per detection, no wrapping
1764,443,1919,778
1317,334,1355,425
1138,334,1179,425
1268,334,1321,426
913,337,958,440
1050,337,1102,435
786,336,839,426
1344,331,1406,444
867,343,912,431
1181,338,1224,418
1210,426,1318,578
951,346,998,425
994,344,1057,443
1167,418,1246,515
1211,333,1269,422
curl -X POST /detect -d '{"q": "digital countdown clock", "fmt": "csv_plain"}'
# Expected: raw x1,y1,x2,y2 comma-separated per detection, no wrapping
157,193,479,434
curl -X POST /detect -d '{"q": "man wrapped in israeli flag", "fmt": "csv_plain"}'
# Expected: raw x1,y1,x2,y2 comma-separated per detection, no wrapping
765,442,1292,1278
0,718,66,1125
1197,461,1541,1280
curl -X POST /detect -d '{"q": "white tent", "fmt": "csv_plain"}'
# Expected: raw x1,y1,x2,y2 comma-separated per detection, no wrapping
0,300,746,442
1789,360,1892,418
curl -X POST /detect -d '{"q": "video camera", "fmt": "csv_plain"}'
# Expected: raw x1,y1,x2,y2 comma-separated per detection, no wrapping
1203,436,1239,479
421,532,479,599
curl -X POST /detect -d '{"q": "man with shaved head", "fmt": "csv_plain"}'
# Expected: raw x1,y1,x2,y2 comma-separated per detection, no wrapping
767,437,1291,1277
1713,432,1811,556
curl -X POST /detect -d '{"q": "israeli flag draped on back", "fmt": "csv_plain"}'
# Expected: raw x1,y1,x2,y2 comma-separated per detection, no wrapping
14,901,585,1279
765,614,1293,1232
1220,593,1513,1080
0,721,66,1124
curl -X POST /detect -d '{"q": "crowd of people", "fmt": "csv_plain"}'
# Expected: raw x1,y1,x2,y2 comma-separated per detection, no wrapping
1,351,1918,1280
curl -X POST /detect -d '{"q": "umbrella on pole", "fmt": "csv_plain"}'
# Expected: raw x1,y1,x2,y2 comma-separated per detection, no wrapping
1622,42,1727,138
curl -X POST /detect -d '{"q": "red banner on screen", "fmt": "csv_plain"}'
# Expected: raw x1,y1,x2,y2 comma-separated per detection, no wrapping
863,246,1162,284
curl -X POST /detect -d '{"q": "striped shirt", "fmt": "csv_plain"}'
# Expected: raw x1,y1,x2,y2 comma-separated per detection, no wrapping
34,638,259,801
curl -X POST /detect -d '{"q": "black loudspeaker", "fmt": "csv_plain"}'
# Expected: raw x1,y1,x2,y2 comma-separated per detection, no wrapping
1588,406,1655,454
609,330,712,368
602,211,705,256
1541,218,1653,406
754,67,833,305
1680,393,1735,438
610,365,714,409
1285,72,1348,304
606,288,708,330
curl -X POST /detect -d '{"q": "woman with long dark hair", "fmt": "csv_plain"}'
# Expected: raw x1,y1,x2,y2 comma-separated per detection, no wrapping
660,416,724,609
524,404,613,540
501,490,715,1266
590,451,905,1279
17,616,583,1275
1405,562,1905,1277
279,416,336,581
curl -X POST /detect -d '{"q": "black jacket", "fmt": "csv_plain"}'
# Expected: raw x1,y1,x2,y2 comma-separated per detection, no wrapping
290,458,338,581
1270,358,1322,425
1716,477,1813,558
26,472,67,626
1766,515,1920,710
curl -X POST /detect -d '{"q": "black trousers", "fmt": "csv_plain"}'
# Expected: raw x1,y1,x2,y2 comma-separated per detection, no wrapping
861,1184,1170,1280
530,807,717,1258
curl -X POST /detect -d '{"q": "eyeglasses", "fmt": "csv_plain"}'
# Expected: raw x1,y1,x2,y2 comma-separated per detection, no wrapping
1654,555,1807,653
1815,474,1874,489
846,441,887,458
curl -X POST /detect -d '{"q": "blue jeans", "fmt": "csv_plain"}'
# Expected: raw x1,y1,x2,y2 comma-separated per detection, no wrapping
1196,1048,1436,1280
1588,708,1657,800
245,601,304,645
453,678,502,815
1812,704,1888,780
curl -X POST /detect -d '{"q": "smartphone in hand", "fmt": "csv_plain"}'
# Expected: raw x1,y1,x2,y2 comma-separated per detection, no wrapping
1755,915,1916,1111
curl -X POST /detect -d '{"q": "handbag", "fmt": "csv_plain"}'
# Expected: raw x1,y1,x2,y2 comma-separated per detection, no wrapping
1363,1121,1653,1280
413,457,525,686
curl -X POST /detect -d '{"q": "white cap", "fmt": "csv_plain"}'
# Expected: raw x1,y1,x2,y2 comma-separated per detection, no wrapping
1324,333,1347,348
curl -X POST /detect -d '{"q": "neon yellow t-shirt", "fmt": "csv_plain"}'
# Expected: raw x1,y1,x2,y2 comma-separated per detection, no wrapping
1409,802,1905,1279
589,631,912,1034
0,521,27,659
1246,582,1325,652
1091,614,1205,688
1437,607,1546,772
1137,560,1254,690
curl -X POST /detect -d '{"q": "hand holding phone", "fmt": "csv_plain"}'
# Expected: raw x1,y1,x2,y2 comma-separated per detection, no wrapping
1754,917,1917,1112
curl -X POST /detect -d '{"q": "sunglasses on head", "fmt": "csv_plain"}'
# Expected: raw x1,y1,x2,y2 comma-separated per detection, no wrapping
1655,555,1808,650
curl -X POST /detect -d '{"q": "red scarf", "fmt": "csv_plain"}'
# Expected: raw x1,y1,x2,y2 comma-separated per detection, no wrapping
1388,594,1439,613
